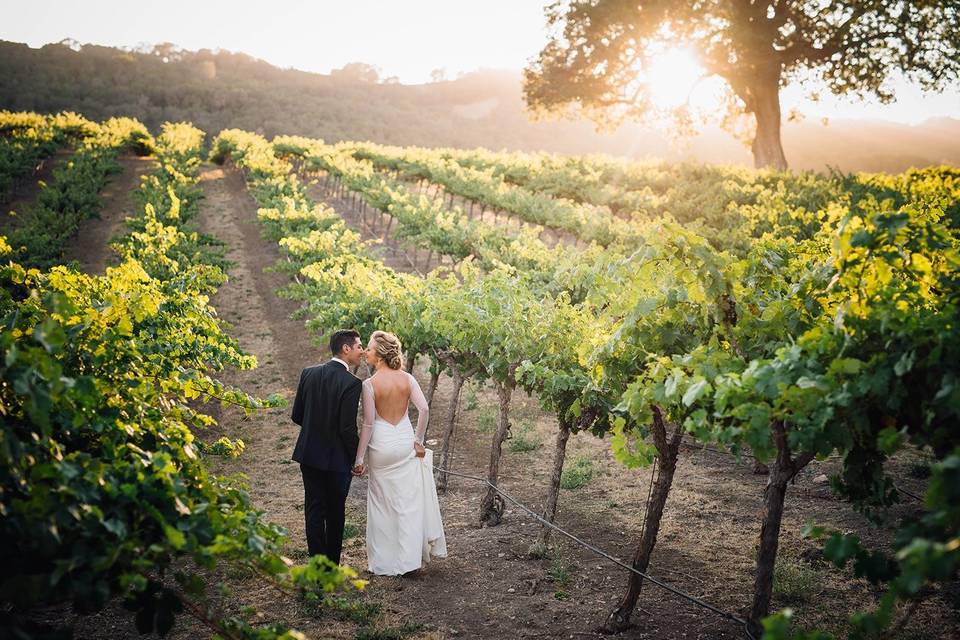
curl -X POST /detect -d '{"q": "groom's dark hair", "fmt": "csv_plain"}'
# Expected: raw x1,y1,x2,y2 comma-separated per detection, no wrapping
329,329,361,356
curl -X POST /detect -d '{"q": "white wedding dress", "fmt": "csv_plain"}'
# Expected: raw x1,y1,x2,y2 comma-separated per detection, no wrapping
355,372,447,575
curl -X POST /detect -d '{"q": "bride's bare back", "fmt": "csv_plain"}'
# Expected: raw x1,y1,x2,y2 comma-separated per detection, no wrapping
369,369,412,425
354,370,430,468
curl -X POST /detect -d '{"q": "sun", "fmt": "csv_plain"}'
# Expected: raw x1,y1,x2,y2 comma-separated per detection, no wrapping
640,47,706,109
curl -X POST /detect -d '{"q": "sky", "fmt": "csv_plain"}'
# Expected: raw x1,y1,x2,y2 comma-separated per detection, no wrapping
2,0,958,124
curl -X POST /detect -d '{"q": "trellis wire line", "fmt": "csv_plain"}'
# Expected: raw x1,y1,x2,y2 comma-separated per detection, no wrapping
434,466,757,640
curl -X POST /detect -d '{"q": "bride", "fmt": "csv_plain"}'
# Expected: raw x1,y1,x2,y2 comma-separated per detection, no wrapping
352,330,447,575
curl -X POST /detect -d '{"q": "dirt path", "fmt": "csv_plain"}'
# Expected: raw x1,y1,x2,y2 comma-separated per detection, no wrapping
191,165,362,637
63,154,157,273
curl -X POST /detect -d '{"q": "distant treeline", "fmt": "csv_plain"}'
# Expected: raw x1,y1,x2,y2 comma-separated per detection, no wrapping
1,40,957,172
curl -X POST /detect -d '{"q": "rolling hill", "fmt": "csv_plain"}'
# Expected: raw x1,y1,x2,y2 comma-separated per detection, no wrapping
1,39,957,173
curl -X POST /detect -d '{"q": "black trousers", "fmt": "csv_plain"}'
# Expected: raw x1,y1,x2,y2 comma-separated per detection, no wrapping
300,464,353,565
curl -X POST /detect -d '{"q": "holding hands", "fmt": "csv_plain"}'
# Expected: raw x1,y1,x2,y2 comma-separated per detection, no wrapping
352,463,365,476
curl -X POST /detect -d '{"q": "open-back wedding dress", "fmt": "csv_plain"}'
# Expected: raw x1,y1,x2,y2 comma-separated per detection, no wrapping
355,372,447,575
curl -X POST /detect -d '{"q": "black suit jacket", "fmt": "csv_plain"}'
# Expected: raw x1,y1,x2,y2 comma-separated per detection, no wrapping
291,361,362,472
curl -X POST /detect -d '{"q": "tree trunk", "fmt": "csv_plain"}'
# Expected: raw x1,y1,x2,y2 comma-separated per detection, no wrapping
750,473,789,634
603,406,682,633
749,71,788,170
436,371,465,493
538,419,572,547
405,349,417,373
426,369,440,408
479,381,513,525
747,422,814,635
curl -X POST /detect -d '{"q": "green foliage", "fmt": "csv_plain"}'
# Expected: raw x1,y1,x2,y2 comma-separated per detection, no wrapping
212,126,960,638
353,143,640,245
353,622,424,640
560,456,595,490
548,558,571,587
0,111,68,198
463,382,479,410
560,150,960,632
199,436,247,458
0,118,362,639
477,406,497,433
0,111,107,199
3,113,151,269
343,521,362,540
507,419,542,453
303,139,576,286
762,610,835,640
792,449,960,638
773,552,825,605
310,593,382,625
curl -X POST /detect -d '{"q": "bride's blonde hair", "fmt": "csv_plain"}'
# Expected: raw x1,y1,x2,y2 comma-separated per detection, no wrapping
370,330,404,370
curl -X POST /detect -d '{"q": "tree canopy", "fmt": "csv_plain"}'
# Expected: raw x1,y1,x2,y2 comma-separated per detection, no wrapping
524,0,960,169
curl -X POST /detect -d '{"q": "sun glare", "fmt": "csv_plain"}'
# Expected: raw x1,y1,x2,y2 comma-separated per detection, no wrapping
641,47,706,109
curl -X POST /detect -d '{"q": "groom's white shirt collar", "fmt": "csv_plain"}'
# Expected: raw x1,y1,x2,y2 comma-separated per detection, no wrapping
330,357,349,369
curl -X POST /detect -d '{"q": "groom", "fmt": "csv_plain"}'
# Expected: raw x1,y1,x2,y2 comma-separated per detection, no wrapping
291,329,365,565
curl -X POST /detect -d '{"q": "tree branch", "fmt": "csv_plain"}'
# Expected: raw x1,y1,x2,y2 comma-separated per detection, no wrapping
781,2,880,64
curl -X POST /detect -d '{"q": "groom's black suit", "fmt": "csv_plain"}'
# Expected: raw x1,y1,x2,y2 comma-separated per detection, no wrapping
291,359,362,565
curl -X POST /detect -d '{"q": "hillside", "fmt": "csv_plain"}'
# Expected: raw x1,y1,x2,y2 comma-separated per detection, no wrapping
1,39,958,172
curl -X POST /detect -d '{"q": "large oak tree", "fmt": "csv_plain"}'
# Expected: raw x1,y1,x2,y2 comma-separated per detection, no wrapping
524,1,960,169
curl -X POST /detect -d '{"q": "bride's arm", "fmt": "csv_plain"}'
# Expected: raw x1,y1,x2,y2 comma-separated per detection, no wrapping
355,379,375,466
408,373,429,443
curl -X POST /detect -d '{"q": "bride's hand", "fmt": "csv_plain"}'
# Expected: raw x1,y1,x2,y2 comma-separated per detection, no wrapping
414,442,425,458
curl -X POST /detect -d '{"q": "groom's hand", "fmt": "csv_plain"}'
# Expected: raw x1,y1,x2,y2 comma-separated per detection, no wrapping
352,464,364,476
414,442,425,458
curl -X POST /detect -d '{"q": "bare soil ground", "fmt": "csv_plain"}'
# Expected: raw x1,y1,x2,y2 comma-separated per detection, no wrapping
62,154,157,273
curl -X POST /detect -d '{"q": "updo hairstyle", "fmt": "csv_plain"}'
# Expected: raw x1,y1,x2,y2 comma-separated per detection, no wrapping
371,330,404,370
